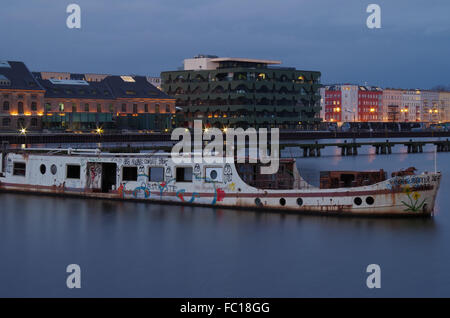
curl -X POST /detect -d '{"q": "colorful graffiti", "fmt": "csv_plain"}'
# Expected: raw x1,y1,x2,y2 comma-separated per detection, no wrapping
132,182,151,198
401,185,427,212
176,189,200,203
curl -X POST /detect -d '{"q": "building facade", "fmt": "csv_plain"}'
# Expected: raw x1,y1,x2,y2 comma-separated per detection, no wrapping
161,55,322,129
322,84,380,122
1,60,175,132
439,91,450,123
382,89,403,122
35,75,175,131
0,61,46,131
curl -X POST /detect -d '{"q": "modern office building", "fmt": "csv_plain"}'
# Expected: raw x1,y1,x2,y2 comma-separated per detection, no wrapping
161,55,322,129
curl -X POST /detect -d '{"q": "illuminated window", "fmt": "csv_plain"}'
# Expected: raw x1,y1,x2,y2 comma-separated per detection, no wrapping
120,76,135,83
31,102,37,111
59,103,64,112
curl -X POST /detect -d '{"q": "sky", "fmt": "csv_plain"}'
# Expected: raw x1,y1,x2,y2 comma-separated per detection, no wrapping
1,0,449,89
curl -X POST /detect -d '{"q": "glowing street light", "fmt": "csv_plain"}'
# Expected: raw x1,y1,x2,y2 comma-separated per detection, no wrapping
19,128,27,135
96,127,104,135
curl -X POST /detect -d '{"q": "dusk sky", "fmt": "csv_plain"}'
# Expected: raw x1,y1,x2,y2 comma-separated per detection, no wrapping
1,0,449,89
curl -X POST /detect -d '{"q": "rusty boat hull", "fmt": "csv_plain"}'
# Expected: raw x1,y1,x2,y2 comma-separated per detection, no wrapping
0,149,442,217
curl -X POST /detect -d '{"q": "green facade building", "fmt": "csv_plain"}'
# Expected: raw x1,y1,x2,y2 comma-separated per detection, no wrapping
161,56,322,129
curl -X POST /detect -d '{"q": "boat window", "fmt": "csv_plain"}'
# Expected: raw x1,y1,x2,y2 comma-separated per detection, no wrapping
176,167,193,182
67,165,81,179
13,162,26,176
149,167,164,182
40,164,46,175
123,166,138,181
205,167,223,182
51,164,57,175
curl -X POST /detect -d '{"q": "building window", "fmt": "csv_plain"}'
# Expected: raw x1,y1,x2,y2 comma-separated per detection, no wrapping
3,101,9,111
2,118,10,126
18,102,24,114
176,167,193,182
17,118,25,128
121,104,126,113
97,104,102,113
144,104,148,113
59,103,64,112
18,95,23,100
72,103,77,112
30,118,38,127
133,104,137,114
109,104,114,113
13,162,26,176
155,104,160,113
3,94,9,99
67,165,81,179
45,103,52,112
148,167,164,182
166,104,171,113
84,103,89,112
31,102,37,111
122,166,138,182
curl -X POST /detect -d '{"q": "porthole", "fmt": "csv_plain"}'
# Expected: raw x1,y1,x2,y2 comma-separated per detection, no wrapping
354,197,362,206
366,196,375,205
280,198,286,206
209,169,218,180
40,164,46,175
255,198,262,207
50,164,57,175
297,198,303,206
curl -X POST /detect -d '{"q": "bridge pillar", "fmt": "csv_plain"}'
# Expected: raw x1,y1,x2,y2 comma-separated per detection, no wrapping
347,146,353,156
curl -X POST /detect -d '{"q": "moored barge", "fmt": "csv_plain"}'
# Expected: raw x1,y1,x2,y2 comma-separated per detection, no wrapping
0,148,442,216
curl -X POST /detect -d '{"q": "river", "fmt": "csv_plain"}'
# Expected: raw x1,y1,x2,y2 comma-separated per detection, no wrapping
0,141,449,297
